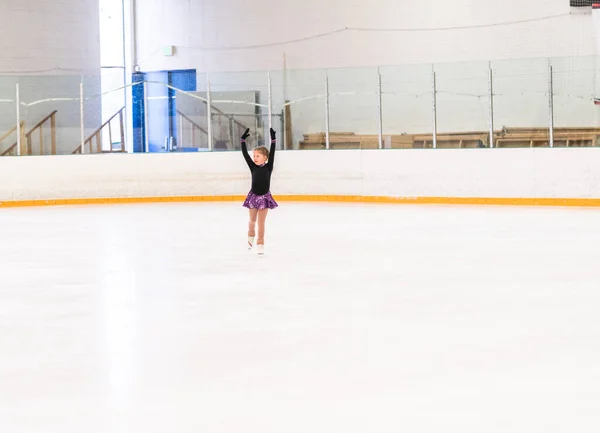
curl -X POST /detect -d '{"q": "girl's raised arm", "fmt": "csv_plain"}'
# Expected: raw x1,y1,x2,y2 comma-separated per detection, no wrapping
240,128,253,168
267,128,276,170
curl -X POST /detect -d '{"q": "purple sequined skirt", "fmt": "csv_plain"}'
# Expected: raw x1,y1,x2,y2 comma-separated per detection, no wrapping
243,191,278,210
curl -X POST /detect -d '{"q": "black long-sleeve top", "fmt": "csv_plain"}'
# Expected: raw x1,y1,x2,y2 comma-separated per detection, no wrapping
241,138,276,196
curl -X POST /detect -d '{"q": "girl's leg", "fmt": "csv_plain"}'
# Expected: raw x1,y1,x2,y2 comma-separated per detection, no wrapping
256,209,269,245
248,209,258,238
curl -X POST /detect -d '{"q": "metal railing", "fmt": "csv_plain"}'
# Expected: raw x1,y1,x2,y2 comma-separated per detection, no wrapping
176,109,209,150
1,110,58,156
72,107,125,154
211,112,284,151
25,110,58,155
0,121,25,156
175,107,284,151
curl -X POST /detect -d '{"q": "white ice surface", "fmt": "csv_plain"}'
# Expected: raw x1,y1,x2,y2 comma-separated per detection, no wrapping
0,202,600,433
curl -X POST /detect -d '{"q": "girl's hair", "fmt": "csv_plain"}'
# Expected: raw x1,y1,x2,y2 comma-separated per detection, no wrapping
254,146,269,159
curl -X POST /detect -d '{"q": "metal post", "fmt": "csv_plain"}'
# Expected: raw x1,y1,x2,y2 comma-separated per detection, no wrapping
123,98,130,153
377,68,383,149
192,122,196,148
80,81,85,154
228,115,234,149
267,71,273,133
15,83,21,156
325,71,330,150
255,114,259,145
206,73,213,151
549,64,554,148
143,81,149,152
432,69,438,149
179,113,184,148
488,64,495,148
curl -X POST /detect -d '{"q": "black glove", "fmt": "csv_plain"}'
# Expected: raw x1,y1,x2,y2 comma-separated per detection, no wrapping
241,128,250,141
270,128,276,141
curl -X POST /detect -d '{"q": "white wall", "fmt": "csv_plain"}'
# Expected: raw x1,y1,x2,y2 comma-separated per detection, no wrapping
1,149,600,202
0,0,102,155
0,0,101,72
135,0,594,72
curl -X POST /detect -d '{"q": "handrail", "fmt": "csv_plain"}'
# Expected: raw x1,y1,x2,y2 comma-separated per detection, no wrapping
0,121,24,156
176,109,208,135
176,108,209,149
0,123,19,144
1,143,17,156
210,106,250,131
25,110,58,155
1,111,57,157
176,106,251,150
26,111,57,139
87,107,125,143
72,107,126,154
175,109,250,135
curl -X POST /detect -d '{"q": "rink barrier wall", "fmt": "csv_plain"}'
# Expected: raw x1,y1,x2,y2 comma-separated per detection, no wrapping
3,196,600,208
1,149,600,208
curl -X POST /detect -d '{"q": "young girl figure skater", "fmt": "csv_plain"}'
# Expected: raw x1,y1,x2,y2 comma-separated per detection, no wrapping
241,127,278,255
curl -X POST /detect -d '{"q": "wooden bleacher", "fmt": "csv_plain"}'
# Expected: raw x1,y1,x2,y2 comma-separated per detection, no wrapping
299,132,417,149
494,127,599,148
299,127,600,150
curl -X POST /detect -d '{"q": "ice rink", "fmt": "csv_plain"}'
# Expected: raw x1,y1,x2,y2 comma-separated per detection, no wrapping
1,201,599,433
